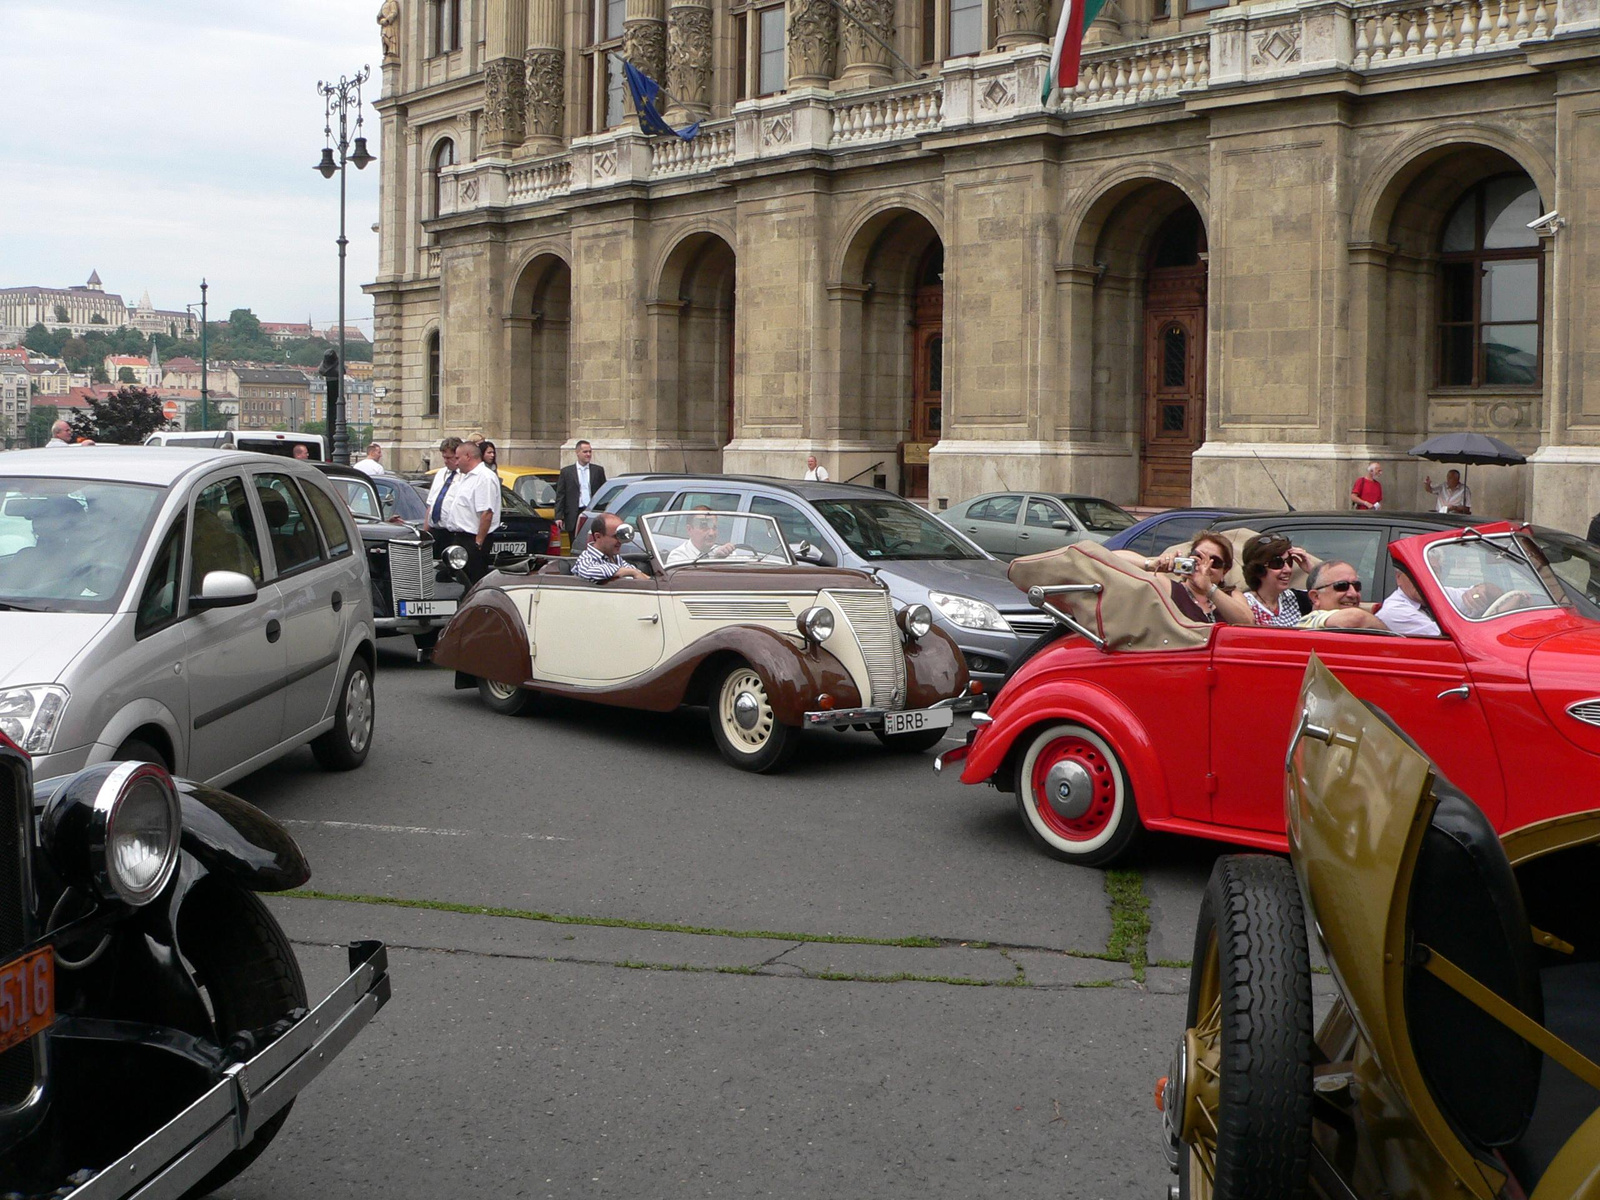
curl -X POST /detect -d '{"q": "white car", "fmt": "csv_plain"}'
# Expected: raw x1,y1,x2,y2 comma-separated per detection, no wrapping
0,447,376,783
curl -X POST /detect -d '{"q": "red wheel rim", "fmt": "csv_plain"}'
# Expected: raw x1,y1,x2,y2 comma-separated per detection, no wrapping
1029,737,1118,842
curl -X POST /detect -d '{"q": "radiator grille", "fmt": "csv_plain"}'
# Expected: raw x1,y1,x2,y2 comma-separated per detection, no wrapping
388,541,434,604
829,590,905,710
0,756,38,1110
1005,612,1058,639
683,598,797,622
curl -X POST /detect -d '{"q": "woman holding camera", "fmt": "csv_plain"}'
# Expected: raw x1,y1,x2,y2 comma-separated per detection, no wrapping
1135,533,1252,626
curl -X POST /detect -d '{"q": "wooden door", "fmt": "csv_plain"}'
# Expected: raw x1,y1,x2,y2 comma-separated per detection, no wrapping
1141,266,1206,507
902,286,943,498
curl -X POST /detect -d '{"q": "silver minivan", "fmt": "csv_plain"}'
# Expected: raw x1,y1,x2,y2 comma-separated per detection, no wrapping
0,447,376,784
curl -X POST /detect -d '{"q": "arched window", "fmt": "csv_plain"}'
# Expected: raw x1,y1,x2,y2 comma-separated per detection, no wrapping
430,139,456,224
426,331,442,417
1438,175,1544,387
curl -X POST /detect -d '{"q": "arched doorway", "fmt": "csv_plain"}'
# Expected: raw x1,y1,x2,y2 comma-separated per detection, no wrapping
1141,207,1207,505
656,233,736,467
908,244,944,499
506,254,571,457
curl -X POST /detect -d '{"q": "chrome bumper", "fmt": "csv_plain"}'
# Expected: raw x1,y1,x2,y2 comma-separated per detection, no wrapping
802,692,987,731
375,615,448,633
63,941,391,1200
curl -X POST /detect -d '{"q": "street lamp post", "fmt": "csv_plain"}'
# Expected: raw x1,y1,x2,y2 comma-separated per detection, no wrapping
185,279,208,431
315,67,374,465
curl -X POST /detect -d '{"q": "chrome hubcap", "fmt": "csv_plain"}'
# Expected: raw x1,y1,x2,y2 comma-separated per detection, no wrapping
733,692,760,730
346,670,373,753
1043,759,1094,821
720,670,773,751
486,679,518,701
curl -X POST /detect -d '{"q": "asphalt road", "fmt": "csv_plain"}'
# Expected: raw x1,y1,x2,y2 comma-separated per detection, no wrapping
211,642,1258,1200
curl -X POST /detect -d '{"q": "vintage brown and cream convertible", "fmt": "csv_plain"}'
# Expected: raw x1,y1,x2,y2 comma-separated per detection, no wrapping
432,511,984,771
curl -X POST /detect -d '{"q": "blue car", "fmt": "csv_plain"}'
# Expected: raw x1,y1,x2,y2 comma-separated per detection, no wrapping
1101,507,1262,555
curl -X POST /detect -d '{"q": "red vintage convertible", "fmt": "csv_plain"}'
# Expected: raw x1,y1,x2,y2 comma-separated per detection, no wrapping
939,523,1600,866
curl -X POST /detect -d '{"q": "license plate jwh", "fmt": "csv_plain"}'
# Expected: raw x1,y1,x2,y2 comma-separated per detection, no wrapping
884,708,954,737
400,600,458,618
0,946,54,1055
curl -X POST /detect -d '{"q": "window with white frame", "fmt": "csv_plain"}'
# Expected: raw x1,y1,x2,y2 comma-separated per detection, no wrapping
429,138,456,227
922,0,984,63
586,0,629,131
735,4,786,98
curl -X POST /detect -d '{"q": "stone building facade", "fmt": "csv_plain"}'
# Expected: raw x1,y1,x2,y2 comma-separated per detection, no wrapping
369,0,1600,528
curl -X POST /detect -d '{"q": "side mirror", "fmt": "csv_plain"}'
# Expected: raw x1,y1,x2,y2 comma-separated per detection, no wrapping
795,541,837,567
1051,520,1076,532
191,570,257,611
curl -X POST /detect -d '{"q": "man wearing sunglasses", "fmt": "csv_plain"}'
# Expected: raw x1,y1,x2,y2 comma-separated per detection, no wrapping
1297,561,1389,630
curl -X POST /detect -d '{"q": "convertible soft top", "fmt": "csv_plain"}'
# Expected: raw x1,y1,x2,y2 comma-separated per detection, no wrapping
1006,540,1213,652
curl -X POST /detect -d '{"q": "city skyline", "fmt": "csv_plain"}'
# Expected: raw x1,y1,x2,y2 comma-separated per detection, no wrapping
4,0,380,331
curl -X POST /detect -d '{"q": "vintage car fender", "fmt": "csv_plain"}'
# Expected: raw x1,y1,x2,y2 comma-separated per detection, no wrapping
902,624,970,710
957,676,1170,818
435,587,867,725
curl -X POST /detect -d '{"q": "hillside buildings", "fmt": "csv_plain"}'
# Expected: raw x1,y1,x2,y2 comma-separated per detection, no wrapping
0,273,195,343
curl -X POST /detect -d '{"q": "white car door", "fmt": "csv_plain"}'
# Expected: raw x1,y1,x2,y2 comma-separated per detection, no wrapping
182,472,287,783
532,582,664,683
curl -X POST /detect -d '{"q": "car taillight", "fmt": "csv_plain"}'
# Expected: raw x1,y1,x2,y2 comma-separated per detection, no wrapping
548,520,562,555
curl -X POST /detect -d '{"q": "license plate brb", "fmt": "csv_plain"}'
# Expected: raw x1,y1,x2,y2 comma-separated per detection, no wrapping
883,707,954,737
0,946,54,1055
399,600,458,617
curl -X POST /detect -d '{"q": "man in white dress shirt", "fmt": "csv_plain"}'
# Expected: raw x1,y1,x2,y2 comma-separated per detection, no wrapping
439,439,501,583
353,442,386,476
555,440,607,542
1423,469,1472,515
1374,566,1442,637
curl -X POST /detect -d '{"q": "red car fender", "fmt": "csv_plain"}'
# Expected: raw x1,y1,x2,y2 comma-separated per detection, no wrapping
958,679,1171,819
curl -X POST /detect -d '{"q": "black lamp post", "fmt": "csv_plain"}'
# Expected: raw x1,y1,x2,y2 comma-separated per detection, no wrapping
315,67,374,465
184,280,208,431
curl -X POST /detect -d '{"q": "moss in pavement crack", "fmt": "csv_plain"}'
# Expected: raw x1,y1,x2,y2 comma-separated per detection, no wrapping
1104,868,1151,984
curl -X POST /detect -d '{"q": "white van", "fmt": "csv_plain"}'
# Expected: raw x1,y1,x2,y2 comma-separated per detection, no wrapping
144,429,327,460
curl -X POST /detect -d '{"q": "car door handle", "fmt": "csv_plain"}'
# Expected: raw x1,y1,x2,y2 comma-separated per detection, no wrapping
1437,684,1471,700
639,613,659,624
332,590,343,613
1018,532,1031,539
266,619,282,644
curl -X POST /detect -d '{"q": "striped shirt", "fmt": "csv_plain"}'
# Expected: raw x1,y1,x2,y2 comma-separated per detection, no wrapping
573,542,625,582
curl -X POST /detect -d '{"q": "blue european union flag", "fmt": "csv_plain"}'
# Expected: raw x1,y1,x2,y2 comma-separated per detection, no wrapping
623,60,700,141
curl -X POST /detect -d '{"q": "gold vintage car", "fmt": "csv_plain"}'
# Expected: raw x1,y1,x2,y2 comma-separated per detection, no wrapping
1160,655,1600,1199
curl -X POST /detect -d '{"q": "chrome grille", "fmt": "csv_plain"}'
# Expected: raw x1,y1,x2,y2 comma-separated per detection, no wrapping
1005,612,1057,639
0,754,37,1110
1567,698,1600,727
829,589,905,710
684,598,797,622
388,541,434,603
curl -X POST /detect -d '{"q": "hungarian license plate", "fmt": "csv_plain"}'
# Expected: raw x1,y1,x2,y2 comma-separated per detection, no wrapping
883,707,954,737
495,542,528,557
0,946,53,1055
399,599,458,617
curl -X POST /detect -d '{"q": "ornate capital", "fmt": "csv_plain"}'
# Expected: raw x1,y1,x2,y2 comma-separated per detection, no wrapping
524,47,566,141
666,3,713,115
838,0,893,69
624,19,668,85
483,56,527,150
995,0,1048,45
786,0,837,85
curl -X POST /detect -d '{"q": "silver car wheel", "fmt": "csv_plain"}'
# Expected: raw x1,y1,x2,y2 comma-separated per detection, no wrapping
344,668,374,754
719,669,773,752
484,679,520,702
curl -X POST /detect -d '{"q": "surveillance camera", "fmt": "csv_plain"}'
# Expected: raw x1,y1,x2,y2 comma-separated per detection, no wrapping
1527,210,1564,232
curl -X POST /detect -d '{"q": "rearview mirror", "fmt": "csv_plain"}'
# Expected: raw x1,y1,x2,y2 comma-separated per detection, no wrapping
191,570,257,611
1052,521,1076,532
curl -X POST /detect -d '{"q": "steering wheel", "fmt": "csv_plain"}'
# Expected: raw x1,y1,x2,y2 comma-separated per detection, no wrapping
1482,589,1533,618
731,543,763,557
885,539,916,554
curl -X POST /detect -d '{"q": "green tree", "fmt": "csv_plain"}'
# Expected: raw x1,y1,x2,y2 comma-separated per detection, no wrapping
91,365,109,384
117,366,136,384
68,386,172,445
26,405,57,448
52,304,67,323
23,324,64,358
228,308,265,343
89,313,108,325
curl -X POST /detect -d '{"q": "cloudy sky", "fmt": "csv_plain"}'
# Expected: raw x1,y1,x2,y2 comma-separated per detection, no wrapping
5,0,381,331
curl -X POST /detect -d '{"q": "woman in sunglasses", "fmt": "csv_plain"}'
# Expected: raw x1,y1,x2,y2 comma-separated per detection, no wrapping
1136,533,1252,625
1239,533,1318,627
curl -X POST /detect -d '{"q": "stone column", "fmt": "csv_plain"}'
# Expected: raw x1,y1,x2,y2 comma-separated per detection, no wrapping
786,0,838,87
624,0,668,103
1082,0,1124,48
995,0,1049,48
835,0,893,89
483,0,528,154
665,0,713,123
523,0,565,152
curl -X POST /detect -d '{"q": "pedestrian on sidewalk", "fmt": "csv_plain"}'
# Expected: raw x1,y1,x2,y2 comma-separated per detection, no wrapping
1423,468,1472,514
1350,462,1383,510
804,453,829,482
556,439,607,540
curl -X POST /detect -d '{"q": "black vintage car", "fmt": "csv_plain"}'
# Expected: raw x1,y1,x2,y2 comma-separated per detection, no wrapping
317,463,464,654
0,735,390,1196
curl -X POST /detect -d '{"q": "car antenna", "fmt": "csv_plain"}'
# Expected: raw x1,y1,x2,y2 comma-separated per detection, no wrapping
1252,450,1295,512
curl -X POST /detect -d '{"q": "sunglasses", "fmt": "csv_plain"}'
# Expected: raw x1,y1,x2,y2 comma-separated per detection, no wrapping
1195,553,1226,568
1314,579,1362,593
1264,555,1290,570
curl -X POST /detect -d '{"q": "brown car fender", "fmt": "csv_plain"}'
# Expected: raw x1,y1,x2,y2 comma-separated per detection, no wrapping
902,623,970,709
432,587,528,687
675,626,861,726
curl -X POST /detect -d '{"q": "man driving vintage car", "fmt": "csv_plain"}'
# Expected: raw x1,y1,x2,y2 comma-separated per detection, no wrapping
664,506,737,566
573,511,648,582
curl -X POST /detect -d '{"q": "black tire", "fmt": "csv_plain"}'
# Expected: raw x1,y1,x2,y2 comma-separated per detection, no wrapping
311,655,375,771
112,736,169,769
1011,722,1140,867
707,660,800,773
477,675,543,716
872,726,947,754
1175,855,1313,1200
178,884,308,1197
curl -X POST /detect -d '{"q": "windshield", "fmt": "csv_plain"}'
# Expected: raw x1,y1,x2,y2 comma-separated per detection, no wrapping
1425,533,1562,621
513,474,558,506
500,486,538,518
1527,527,1600,616
0,478,165,613
374,476,427,522
811,498,984,561
642,511,793,567
1065,498,1137,533
328,476,382,520
238,438,324,461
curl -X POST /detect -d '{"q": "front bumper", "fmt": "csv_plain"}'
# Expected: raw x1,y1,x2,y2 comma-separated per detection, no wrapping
375,615,451,635
802,692,987,731
58,940,390,1200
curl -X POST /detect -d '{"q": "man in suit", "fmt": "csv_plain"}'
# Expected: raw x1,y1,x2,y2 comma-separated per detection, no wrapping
555,439,606,549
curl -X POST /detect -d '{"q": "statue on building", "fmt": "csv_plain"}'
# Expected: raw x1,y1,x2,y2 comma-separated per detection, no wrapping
378,0,402,64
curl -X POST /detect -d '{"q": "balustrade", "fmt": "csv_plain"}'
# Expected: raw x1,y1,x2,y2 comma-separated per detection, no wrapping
651,121,736,176
507,156,573,203
425,247,442,276
830,82,943,145
1352,0,1546,68
1067,33,1208,109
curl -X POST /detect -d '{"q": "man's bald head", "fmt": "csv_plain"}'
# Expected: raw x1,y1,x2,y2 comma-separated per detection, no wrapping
51,420,70,440
455,439,482,466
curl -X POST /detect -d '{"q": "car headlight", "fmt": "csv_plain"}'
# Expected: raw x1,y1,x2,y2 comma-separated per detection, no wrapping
41,760,182,907
797,606,834,643
897,603,933,640
0,685,69,755
443,544,469,571
927,591,1009,632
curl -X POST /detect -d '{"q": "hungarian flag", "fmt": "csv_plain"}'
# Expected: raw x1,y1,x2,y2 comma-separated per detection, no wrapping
1042,0,1108,102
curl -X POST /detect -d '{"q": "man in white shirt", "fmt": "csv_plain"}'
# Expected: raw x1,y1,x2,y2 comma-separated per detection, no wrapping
664,508,737,566
803,454,829,482
1375,567,1442,637
354,442,386,476
439,439,501,582
1424,469,1472,514
422,437,463,539
45,419,93,447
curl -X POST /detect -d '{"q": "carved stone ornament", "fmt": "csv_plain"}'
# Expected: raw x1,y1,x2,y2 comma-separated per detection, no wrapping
764,112,795,145
995,0,1048,42
786,0,838,83
666,4,713,110
838,0,894,67
459,177,479,203
594,147,619,178
1251,26,1302,65
624,20,668,85
980,74,1016,109
482,57,527,145
377,0,401,64
524,48,566,139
